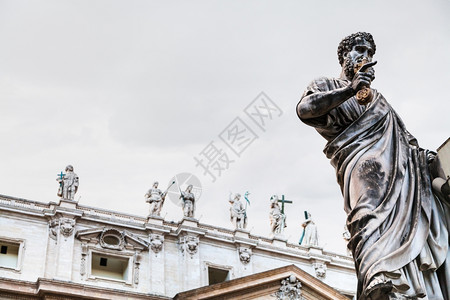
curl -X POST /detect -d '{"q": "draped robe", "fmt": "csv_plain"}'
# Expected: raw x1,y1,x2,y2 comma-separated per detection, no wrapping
300,77,449,299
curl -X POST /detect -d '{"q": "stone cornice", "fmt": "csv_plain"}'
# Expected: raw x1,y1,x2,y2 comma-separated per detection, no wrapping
0,193,355,271
0,277,169,299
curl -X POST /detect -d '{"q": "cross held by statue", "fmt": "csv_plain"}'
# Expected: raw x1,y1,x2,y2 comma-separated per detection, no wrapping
57,171,65,184
278,195,293,214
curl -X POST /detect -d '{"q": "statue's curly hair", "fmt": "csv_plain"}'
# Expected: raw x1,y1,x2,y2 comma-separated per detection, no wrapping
337,32,376,66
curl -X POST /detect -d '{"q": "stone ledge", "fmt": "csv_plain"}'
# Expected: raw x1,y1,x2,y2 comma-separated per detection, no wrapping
0,277,170,300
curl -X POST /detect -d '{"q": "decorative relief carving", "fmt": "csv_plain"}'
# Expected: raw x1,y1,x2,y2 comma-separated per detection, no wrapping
76,227,149,252
134,253,141,285
313,262,327,279
49,217,76,240
80,243,88,277
49,219,59,241
99,228,125,250
179,235,199,256
238,247,252,264
149,234,164,254
274,275,304,300
60,218,75,237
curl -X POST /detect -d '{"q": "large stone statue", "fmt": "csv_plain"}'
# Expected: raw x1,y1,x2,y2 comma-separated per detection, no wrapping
300,212,318,247
229,192,248,229
269,195,286,235
180,184,195,218
56,165,79,200
145,181,167,217
297,32,449,299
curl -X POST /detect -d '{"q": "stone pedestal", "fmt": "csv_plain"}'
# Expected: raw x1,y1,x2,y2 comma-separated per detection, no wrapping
58,198,78,209
180,217,198,228
234,228,250,239
146,215,164,226
272,234,288,248
307,246,323,256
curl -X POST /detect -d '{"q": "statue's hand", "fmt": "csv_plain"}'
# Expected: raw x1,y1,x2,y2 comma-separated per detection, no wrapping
351,71,374,93
351,61,377,93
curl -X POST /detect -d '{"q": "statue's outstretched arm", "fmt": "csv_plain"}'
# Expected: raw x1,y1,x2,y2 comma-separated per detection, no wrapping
297,86,355,119
298,64,375,119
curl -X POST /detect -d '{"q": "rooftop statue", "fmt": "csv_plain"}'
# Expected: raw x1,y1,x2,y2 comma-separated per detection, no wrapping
269,195,286,235
180,184,195,218
145,180,174,217
297,32,449,300
56,165,79,200
299,211,318,247
229,192,248,229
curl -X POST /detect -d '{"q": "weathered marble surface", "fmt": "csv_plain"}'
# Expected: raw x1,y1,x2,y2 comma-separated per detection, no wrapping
297,32,450,299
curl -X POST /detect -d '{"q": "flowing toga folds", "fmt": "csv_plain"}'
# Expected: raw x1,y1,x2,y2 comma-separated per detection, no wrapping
299,77,449,299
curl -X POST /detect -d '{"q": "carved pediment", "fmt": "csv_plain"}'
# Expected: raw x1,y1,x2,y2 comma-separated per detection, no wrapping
76,227,149,251
173,264,351,300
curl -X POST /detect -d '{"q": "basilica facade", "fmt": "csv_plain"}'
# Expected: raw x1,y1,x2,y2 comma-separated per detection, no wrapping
0,193,356,299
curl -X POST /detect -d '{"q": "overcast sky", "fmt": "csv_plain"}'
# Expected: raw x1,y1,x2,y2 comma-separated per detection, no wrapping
1,0,449,255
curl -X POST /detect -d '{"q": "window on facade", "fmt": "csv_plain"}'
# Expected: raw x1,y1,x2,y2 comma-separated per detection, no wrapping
99,257,107,266
208,267,229,285
91,253,129,281
0,242,19,269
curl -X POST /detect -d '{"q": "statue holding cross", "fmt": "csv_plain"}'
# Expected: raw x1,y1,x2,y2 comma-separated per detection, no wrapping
56,165,79,200
299,211,319,247
269,195,292,235
277,195,293,214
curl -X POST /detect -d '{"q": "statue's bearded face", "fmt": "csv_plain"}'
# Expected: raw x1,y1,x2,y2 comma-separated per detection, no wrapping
343,38,374,79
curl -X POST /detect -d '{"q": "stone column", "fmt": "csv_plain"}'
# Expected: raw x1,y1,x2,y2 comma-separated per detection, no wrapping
44,218,59,278
55,216,77,280
175,218,206,291
145,217,171,295
234,229,257,278
178,233,201,291
149,233,166,295
44,200,82,281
